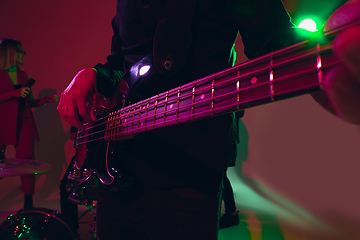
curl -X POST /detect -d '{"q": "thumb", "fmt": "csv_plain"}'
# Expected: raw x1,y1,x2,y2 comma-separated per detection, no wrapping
324,0,360,31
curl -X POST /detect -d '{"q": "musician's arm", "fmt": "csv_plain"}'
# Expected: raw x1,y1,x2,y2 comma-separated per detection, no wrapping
93,16,126,98
57,16,127,129
235,0,308,60
93,64,125,98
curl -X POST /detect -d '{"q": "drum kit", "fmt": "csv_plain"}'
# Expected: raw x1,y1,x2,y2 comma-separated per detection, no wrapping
0,158,99,240
0,158,52,178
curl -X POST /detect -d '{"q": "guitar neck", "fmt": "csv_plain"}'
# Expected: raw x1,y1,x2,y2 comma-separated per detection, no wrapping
105,43,339,140
76,20,358,144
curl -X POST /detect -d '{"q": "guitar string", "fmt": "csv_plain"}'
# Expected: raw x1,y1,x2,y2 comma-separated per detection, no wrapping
79,40,332,131
77,44,330,136
76,79,321,146
75,48,337,144
91,60,338,140
74,19,360,144
76,56,340,145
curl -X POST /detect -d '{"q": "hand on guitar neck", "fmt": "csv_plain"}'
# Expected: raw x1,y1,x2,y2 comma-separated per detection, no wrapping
311,0,360,124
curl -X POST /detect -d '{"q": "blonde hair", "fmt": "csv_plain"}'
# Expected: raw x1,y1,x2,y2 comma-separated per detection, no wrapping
0,38,22,71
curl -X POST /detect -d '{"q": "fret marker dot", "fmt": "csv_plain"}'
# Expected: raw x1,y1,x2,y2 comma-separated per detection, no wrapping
251,77,257,84
200,94,205,100
170,104,173,109
125,119,127,123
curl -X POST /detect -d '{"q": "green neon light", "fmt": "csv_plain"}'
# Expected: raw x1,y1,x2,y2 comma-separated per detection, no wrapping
297,18,318,32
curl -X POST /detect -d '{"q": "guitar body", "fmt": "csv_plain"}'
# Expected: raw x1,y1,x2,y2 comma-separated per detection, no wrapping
70,77,136,191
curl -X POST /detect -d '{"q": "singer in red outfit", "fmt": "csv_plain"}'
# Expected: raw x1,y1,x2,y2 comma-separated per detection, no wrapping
0,38,58,209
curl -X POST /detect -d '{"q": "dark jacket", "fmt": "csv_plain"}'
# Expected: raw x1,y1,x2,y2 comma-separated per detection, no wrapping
92,0,299,194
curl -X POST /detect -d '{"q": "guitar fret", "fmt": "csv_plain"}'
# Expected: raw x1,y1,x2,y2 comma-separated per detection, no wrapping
132,107,136,133
120,110,125,135
192,85,196,120
270,56,274,101
120,110,123,134
118,111,122,138
316,43,323,89
113,112,117,139
114,110,119,138
236,70,240,109
176,88,181,123
145,100,149,130
126,109,131,133
153,96,158,128
123,110,127,134
211,79,215,115
138,102,142,132
164,91,168,126
109,112,115,140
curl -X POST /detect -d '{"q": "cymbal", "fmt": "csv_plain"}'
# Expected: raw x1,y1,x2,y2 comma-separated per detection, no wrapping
0,158,52,177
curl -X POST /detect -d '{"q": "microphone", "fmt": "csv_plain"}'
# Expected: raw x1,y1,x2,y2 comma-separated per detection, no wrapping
18,78,36,104
25,78,35,88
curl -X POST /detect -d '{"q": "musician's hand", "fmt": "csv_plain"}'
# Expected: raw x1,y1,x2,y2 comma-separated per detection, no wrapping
44,94,59,103
57,68,98,129
312,0,360,124
14,87,30,98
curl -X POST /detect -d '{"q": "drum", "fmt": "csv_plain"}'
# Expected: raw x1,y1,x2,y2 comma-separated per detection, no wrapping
0,208,76,240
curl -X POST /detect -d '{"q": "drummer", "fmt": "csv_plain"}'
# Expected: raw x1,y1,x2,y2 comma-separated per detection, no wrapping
0,38,58,209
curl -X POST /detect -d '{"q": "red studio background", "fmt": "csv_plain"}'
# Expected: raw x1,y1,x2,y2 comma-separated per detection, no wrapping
1,1,359,238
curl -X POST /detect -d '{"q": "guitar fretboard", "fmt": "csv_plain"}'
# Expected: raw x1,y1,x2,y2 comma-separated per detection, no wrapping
104,42,338,141
75,19,359,146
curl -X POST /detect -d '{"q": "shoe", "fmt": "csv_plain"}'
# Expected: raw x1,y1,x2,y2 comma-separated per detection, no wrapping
219,211,239,229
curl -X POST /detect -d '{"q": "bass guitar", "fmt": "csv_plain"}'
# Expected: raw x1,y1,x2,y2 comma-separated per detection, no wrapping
70,19,359,190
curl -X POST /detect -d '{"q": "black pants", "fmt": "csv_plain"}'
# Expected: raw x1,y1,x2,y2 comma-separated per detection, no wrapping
59,156,79,233
222,174,236,213
97,185,221,240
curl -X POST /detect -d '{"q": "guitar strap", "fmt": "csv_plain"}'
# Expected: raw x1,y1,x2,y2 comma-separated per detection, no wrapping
153,0,197,76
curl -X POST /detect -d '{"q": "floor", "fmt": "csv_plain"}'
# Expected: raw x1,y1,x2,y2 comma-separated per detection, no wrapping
0,206,348,240
0,205,95,240
0,168,358,239
0,207,270,240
